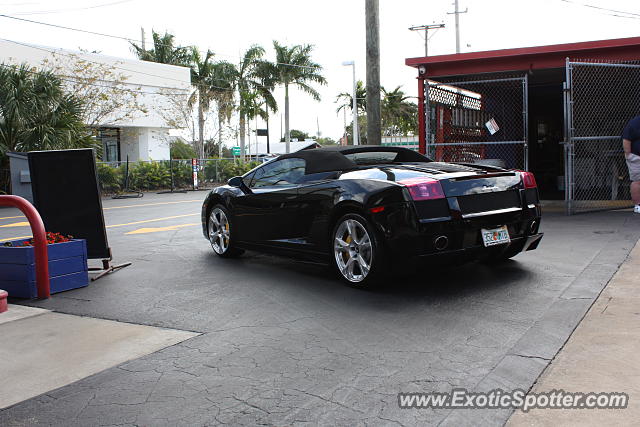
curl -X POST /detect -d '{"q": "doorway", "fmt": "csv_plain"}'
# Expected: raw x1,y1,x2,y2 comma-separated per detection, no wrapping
527,69,566,200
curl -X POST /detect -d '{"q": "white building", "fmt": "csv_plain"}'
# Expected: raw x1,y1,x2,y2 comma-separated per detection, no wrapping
0,39,191,161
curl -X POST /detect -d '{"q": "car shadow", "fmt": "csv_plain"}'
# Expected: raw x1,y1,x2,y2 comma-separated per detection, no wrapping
226,250,533,304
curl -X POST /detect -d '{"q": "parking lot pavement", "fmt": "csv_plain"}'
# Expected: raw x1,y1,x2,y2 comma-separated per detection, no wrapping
507,239,640,426
0,192,639,426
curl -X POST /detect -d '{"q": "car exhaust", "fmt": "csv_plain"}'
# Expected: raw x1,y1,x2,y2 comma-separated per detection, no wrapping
434,235,449,251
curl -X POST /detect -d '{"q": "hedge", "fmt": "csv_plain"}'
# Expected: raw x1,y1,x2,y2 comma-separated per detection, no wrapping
96,159,260,193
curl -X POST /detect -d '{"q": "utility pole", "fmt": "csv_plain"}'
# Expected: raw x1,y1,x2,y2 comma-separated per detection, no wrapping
141,27,146,50
408,24,445,57
365,0,381,145
448,0,467,53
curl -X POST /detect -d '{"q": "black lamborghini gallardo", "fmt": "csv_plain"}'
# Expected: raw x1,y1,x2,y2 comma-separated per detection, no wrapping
202,146,543,287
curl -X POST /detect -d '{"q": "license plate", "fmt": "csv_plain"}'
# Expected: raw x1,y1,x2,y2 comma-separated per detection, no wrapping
481,225,510,247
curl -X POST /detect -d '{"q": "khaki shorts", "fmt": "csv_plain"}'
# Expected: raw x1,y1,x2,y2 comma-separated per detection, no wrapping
627,153,640,182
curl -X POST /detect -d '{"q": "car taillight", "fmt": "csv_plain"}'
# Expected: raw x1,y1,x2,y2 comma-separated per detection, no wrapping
519,171,537,189
398,177,445,201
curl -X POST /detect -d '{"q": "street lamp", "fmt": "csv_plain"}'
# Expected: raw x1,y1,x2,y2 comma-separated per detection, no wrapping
342,60,359,145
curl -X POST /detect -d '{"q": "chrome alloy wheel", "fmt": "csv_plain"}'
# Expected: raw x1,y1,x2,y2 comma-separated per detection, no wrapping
333,218,373,283
209,208,230,255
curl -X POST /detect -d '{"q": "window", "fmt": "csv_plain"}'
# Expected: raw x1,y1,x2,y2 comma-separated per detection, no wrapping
344,151,399,165
251,158,306,188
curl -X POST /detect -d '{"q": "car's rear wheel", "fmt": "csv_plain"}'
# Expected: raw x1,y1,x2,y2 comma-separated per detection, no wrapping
208,205,243,258
331,213,385,287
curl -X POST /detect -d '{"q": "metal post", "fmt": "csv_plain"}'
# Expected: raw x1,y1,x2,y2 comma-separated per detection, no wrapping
523,73,529,171
418,77,427,155
266,114,271,154
564,58,574,215
343,61,359,146
353,64,358,145
454,0,460,53
0,195,50,298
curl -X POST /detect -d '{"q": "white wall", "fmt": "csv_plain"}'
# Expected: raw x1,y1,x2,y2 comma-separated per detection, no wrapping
119,127,170,161
0,39,191,129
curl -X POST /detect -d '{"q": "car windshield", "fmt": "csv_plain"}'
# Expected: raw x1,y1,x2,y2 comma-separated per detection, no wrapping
344,151,399,165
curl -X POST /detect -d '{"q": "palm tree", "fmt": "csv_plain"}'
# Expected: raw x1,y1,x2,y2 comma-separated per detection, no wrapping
253,60,278,154
270,41,326,153
336,80,366,144
336,80,367,115
209,61,237,158
239,90,268,158
0,64,93,154
381,86,418,136
0,64,93,191
189,48,216,158
130,30,192,66
235,45,268,160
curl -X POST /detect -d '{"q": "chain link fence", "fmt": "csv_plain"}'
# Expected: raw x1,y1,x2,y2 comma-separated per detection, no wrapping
565,60,640,214
425,74,528,170
96,158,261,194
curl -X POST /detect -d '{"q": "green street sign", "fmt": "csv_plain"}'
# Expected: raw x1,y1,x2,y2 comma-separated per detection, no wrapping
232,146,241,156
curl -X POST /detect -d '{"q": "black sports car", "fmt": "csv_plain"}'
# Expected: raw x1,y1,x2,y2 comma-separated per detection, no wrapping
201,146,543,287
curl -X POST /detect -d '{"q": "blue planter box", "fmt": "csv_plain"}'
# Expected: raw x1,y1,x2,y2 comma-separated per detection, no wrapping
0,239,89,299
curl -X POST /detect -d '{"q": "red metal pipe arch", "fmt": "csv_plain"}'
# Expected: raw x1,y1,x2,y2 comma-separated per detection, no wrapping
0,195,50,299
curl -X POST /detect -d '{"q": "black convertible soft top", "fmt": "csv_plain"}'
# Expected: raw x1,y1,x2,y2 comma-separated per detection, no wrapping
278,145,431,174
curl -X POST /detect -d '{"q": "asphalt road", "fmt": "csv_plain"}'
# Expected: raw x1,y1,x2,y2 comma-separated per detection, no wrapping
0,192,639,426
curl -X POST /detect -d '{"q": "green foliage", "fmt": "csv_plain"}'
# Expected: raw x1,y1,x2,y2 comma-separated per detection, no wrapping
316,137,336,146
280,129,310,142
128,161,171,190
95,159,260,193
0,63,94,156
336,80,367,114
96,162,123,193
170,139,197,159
130,31,192,66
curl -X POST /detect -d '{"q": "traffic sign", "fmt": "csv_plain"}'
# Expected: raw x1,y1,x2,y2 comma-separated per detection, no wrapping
232,146,241,156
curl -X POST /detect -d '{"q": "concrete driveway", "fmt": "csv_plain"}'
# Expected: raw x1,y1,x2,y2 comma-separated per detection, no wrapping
0,192,638,426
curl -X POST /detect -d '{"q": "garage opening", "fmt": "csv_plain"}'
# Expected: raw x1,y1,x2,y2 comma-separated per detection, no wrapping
527,68,565,200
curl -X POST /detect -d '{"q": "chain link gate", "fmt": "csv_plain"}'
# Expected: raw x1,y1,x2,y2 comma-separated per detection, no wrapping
425,74,528,171
564,60,640,214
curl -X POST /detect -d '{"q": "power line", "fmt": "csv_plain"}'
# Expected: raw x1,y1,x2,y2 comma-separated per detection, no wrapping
0,14,322,70
0,38,238,92
0,62,190,96
1,37,299,95
8,0,135,16
558,0,640,19
408,24,445,57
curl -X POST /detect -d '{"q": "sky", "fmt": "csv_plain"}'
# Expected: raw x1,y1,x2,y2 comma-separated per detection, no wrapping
1,0,640,147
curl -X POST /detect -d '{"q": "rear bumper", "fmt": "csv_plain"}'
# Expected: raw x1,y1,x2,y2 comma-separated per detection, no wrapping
412,232,543,263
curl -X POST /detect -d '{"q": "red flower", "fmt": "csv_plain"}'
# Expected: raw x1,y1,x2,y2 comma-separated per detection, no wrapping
21,232,73,246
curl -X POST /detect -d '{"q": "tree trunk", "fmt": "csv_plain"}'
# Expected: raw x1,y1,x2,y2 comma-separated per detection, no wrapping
198,94,205,158
284,83,290,154
239,112,246,163
365,0,381,145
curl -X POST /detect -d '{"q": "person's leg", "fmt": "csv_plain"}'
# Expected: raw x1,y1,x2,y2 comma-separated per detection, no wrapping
632,181,640,205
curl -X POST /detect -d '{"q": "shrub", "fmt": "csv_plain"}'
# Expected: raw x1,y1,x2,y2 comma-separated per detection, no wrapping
128,161,171,190
96,162,123,193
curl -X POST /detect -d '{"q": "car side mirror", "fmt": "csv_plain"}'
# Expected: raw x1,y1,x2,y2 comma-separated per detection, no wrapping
228,176,252,194
228,176,243,187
